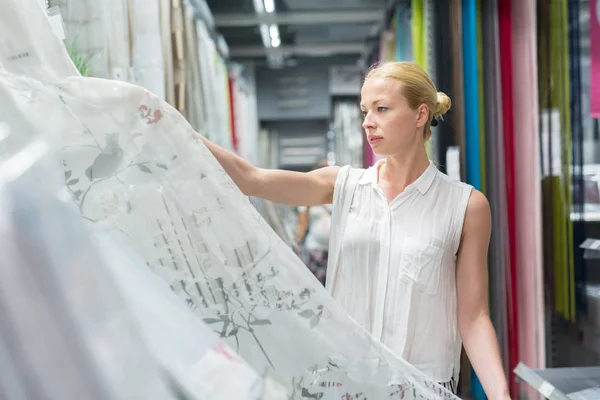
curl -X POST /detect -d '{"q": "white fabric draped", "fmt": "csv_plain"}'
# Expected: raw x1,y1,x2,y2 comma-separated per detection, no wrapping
0,121,280,399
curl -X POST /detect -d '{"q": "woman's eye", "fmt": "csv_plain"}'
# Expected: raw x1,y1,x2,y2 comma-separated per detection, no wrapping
377,107,388,112
361,111,367,118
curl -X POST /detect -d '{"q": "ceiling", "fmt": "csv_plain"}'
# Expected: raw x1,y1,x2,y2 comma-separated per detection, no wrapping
206,0,390,67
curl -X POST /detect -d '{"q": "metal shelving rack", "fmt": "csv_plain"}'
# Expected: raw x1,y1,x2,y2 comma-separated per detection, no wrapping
514,363,600,400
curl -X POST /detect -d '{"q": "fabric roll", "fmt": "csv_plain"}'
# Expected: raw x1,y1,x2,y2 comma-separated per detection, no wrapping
498,0,520,397
461,0,482,191
512,0,545,377
432,0,454,173
424,0,436,78
170,0,186,116
412,0,425,67
129,0,166,100
395,3,413,62
103,0,132,81
461,2,486,397
159,0,175,106
449,0,466,180
568,0,587,317
475,0,486,195
481,0,510,379
183,1,206,133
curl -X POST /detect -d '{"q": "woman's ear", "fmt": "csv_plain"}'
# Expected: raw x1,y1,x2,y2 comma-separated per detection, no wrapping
415,104,429,128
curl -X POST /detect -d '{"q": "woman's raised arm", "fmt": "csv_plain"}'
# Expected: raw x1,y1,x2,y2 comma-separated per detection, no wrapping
201,136,339,206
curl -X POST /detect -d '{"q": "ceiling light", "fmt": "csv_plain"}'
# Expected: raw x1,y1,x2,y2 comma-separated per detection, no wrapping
271,36,281,48
263,0,275,13
259,24,271,47
269,24,279,39
252,0,265,13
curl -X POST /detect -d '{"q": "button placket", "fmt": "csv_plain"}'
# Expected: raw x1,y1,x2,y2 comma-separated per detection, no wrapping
371,188,393,341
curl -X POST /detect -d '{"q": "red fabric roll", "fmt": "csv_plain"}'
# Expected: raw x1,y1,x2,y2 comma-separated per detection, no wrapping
498,0,519,398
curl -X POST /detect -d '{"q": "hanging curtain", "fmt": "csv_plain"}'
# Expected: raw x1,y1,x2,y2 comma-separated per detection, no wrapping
160,0,176,105
129,0,166,99
512,0,545,380
183,1,206,132
481,0,510,379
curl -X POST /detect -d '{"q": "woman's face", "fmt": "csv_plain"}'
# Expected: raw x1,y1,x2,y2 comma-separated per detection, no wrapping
360,77,428,156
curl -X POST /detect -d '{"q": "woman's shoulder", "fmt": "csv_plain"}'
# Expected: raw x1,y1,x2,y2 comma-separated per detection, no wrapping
335,164,369,187
435,170,474,192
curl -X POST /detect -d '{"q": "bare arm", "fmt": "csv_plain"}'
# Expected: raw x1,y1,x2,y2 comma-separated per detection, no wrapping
200,136,339,206
456,190,510,400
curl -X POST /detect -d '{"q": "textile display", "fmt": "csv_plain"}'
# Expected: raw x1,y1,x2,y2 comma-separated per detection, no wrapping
395,3,413,62
461,0,482,193
129,0,166,99
498,1,521,397
0,1,458,399
475,0,487,196
332,101,364,168
230,64,260,166
481,0,510,379
170,0,187,117
0,125,280,400
160,0,176,105
195,18,234,150
538,0,576,323
461,2,485,397
511,0,545,380
568,0,588,316
411,0,425,68
449,0,466,180
183,0,206,133
432,0,454,175
591,0,600,117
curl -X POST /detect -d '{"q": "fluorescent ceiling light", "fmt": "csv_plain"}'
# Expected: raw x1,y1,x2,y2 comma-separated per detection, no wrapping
269,24,279,39
263,0,275,13
252,0,265,13
254,0,280,54
259,24,271,47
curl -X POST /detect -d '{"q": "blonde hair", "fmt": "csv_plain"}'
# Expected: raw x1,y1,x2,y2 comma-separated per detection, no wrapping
365,61,451,141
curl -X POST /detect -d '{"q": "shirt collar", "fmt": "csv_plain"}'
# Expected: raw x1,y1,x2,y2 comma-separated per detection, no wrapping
357,159,438,195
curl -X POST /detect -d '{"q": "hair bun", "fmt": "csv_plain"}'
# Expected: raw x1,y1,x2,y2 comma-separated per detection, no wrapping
434,92,452,117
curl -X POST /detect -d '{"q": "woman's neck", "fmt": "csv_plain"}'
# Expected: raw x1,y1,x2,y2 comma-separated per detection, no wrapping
378,149,430,190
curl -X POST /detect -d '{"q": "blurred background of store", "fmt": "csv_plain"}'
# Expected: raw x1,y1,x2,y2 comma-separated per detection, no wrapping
37,0,600,398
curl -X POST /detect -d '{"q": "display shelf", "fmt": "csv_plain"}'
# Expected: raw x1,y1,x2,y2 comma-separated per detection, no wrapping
581,238,600,259
571,212,600,222
514,363,600,400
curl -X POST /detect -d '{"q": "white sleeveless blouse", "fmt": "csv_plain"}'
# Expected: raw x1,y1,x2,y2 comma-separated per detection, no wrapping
326,160,473,385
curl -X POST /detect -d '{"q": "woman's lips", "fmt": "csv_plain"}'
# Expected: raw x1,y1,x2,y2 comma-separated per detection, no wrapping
368,136,383,145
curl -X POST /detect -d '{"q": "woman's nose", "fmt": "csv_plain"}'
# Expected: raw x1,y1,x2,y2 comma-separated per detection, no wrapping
362,113,375,129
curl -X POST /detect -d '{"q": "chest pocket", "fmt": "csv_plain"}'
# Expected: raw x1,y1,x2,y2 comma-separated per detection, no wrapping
400,237,444,295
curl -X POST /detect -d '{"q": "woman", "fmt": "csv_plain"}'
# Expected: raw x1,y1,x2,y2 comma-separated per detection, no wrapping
295,159,332,285
200,61,510,399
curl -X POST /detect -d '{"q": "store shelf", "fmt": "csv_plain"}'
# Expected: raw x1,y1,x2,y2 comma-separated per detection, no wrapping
571,212,600,222
514,363,600,400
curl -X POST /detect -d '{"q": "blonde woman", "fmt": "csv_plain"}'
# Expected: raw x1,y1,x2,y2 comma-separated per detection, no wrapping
200,61,509,398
